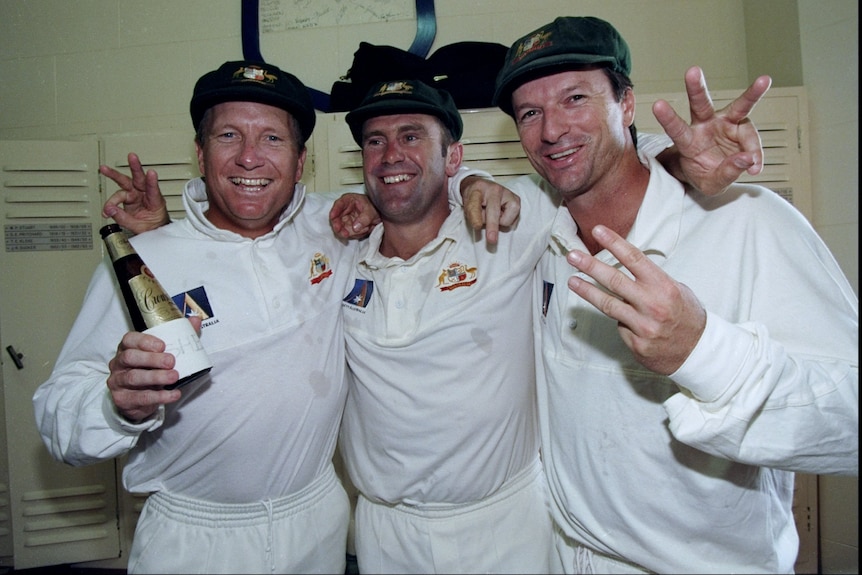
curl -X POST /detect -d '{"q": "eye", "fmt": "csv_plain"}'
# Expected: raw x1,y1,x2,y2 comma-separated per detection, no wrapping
517,109,539,124
210,131,239,145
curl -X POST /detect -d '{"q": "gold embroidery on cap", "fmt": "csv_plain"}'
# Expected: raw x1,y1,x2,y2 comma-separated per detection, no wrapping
233,65,277,84
513,30,554,64
374,81,415,97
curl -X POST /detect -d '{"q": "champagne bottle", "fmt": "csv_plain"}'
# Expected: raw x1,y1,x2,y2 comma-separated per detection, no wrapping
100,224,212,389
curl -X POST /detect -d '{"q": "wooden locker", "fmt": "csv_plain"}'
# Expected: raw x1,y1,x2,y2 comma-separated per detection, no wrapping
101,132,202,223
0,138,121,569
633,86,813,222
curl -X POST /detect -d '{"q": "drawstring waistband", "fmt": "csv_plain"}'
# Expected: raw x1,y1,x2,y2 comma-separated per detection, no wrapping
262,498,274,572
576,544,594,574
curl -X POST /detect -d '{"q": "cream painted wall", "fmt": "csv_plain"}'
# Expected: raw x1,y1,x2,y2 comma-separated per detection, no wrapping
745,0,804,86
0,0,857,572
798,0,858,293
0,0,755,140
796,4,859,574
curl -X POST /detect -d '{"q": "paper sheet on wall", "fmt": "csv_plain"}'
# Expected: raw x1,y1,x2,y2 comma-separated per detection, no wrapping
260,0,414,32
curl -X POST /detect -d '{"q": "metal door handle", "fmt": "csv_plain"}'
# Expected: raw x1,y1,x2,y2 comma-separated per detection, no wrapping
5,345,24,369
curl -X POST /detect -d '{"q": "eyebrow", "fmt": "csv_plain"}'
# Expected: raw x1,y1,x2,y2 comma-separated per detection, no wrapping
364,121,432,140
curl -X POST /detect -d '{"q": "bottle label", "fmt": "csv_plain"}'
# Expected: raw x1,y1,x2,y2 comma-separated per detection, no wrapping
144,317,213,384
104,231,136,261
129,266,184,324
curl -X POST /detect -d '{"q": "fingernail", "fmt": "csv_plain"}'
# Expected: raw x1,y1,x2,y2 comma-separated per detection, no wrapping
592,224,608,239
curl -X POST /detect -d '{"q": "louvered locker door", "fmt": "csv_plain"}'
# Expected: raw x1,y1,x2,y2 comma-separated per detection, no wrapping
715,87,812,221
309,112,359,194
102,132,202,223
459,108,534,181
633,86,813,222
0,139,121,569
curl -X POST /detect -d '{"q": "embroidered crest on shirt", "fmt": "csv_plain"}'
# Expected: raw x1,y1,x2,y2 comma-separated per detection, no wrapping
171,286,218,328
343,279,374,308
310,252,333,285
436,262,478,292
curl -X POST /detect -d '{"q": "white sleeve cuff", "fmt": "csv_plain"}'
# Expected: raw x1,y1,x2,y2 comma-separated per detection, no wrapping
102,387,166,434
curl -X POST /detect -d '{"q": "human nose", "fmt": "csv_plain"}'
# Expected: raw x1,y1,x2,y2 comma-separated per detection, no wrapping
541,107,570,143
381,140,404,164
236,139,265,168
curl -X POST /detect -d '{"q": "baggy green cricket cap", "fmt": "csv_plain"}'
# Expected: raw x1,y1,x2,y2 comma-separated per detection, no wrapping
493,16,632,116
345,79,463,145
190,60,316,141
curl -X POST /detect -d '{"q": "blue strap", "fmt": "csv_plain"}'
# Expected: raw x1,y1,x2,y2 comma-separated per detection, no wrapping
241,0,332,111
241,0,264,61
408,0,437,57
240,0,437,112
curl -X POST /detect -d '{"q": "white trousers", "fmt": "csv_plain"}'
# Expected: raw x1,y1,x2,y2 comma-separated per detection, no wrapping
355,457,560,574
128,464,349,574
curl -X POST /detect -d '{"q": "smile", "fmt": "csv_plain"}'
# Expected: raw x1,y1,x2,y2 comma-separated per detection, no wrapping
382,174,413,184
549,147,578,160
229,177,271,187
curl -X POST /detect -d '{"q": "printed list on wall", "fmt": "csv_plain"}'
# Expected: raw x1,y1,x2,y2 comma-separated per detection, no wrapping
260,0,414,31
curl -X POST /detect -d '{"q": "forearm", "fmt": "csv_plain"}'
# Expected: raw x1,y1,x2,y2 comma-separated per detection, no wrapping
666,312,858,475
32,268,162,464
33,366,152,465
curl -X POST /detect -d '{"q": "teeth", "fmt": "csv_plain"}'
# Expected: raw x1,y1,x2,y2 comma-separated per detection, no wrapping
550,148,576,160
383,174,412,184
229,177,270,186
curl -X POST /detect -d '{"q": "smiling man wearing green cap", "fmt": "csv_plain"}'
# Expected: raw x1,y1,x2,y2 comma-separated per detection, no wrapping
337,77,557,574
481,15,859,575
34,59,360,574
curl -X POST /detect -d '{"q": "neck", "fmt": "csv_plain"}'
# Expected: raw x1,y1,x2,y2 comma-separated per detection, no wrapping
378,202,450,260
566,155,651,255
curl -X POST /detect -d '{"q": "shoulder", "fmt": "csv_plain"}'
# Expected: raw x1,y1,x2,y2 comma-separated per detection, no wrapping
286,194,360,259
127,220,193,250
693,182,809,225
684,182,822,254
294,192,339,233
503,174,561,225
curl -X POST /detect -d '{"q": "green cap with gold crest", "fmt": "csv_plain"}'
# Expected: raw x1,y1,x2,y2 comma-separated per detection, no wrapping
345,79,463,145
493,16,631,116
